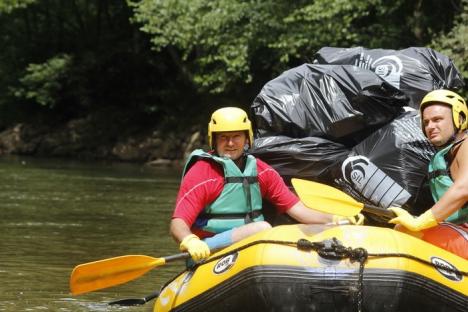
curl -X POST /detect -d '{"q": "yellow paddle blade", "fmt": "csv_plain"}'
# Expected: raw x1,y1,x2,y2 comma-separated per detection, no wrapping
70,255,165,295
291,178,364,217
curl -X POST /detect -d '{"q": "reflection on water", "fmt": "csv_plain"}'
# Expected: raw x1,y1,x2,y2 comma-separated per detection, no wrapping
0,156,184,311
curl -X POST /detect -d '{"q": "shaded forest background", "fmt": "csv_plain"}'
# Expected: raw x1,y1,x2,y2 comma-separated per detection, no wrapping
0,0,466,164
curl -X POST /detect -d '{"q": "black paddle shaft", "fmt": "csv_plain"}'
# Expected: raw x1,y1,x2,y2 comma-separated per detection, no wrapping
108,291,160,306
363,204,396,219
165,252,190,262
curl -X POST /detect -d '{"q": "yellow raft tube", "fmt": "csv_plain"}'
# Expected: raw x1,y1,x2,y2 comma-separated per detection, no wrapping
154,224,467,312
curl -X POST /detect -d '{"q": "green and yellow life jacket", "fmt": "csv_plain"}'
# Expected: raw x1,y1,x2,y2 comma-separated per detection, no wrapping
182,149,263,234
428,137,468,224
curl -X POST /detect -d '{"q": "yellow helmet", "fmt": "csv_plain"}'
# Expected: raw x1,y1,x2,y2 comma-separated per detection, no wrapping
420,89,467,132
208,107,254,148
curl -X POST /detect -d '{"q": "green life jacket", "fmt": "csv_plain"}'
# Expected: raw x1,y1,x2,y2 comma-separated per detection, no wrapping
182,149,263,234
428,137,468,224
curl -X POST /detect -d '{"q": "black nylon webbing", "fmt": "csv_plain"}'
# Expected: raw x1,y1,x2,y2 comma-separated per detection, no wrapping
428,169,450,179
225,176,258,184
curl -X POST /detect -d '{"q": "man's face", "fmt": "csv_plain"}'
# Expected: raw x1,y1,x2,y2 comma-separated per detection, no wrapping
422,104,455,147
215,131,248,160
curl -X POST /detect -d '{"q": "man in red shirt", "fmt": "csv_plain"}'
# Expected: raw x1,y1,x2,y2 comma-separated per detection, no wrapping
171,107,363,261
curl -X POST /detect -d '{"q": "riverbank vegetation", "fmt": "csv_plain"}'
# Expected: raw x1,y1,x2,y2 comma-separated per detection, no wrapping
0,0,466,162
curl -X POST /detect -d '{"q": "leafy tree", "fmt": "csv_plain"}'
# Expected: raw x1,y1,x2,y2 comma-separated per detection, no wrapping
12,54,72,108
129,0,463,95
431,0,468,95
0,0,190,127
0,0,465,135
0,0,35,13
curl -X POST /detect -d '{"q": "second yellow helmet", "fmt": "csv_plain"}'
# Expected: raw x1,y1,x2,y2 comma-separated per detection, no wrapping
420,89,467,132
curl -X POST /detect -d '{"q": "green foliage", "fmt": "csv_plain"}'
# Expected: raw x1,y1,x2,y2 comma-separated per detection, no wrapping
12,54,72,108
129,0,269,93
0,0,191,126
0,0,465,131
0,0,35,13
431,0,468,95
271,0,385,62
129,0,463,94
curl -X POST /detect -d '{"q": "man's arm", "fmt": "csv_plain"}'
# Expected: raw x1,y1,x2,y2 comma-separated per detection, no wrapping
257,159,362,224
170,217,211,261
389,139,468,230
168,160,224,261
286,201,364,225
170,218,193,243
170,160,223,241
286,201,333,224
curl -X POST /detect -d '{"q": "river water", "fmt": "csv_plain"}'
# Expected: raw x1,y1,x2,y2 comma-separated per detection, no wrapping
0,156,185,311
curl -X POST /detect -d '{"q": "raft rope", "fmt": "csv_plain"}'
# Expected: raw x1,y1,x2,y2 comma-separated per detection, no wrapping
298,237,368,312
160,238,468,312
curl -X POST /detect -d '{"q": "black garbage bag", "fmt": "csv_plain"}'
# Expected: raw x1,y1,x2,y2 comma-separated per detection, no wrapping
314,47,465,109
251,64,408,146
251,136,350,185
331,111,436,223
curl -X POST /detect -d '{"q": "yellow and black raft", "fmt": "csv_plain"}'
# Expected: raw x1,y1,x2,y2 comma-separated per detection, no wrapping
153,224,467,312
69,180,467,311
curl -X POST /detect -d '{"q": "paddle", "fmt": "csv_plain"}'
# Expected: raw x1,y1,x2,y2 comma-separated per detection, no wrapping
71,178,385,297
108,290,160,306
69,252,189,295
291,178,395,219
105,219,353,307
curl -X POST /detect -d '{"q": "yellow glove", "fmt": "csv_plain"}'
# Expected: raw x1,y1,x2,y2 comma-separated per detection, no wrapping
388,207,437,232
332,213,365,225
179,234,210,261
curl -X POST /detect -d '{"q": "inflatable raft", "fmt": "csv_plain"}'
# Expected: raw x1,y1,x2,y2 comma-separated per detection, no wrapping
153,224,467,312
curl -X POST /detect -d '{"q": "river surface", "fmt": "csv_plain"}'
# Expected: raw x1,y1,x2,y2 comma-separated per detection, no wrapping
0,156,185,311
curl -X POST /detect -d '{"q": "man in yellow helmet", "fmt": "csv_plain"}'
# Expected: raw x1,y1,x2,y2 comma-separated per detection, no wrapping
388,89,468,259
170,107,363,262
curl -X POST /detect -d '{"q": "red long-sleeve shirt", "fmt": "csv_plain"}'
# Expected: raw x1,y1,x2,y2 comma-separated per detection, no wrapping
172,157,298,230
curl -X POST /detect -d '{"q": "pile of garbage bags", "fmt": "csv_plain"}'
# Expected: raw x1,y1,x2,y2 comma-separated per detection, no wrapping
314,47,463,109
250,47,464,223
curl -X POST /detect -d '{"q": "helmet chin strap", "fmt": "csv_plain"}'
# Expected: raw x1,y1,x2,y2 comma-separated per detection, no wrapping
436,117,465,149
437,129,461,149
216,151,246,167
443,133,457,147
